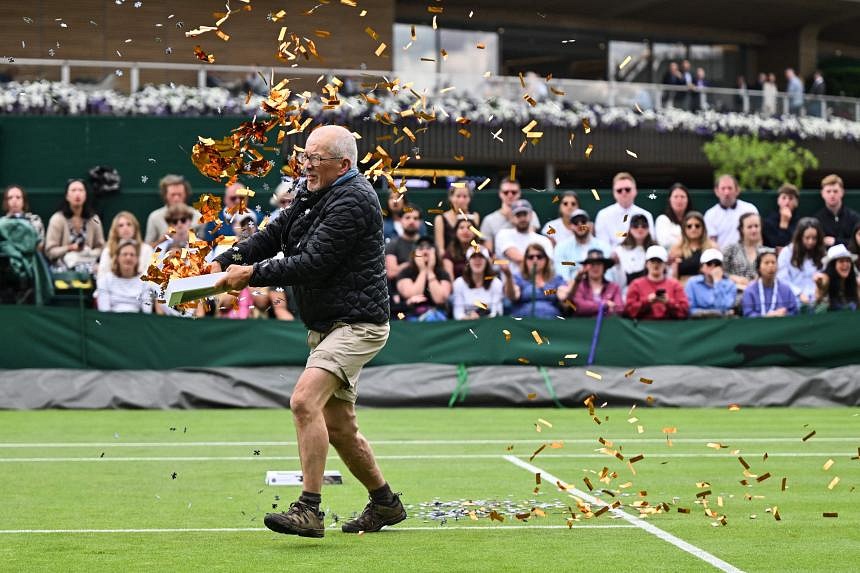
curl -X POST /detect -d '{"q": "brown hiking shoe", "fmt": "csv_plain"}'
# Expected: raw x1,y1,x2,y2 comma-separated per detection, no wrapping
264,501,325,538
341,494,407,533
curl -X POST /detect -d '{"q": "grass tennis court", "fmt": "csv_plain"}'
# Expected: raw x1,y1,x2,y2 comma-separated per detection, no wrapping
0,407,857,572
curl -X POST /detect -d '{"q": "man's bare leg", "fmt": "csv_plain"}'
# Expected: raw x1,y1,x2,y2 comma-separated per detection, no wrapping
290,367,342,493
324,397,385,490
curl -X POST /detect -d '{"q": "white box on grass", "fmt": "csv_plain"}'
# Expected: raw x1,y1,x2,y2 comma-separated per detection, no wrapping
265,470,343,486
164,272,229,306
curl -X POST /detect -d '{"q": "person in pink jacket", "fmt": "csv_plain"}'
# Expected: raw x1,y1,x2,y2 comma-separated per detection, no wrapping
624,245,690,320
564,248,623,316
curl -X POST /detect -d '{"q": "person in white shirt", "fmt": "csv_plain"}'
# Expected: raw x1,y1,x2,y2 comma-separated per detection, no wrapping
612,213,657,294
494,199,554,278
479,177,540,254
97,211,154,285
655,183,693,249
594,172,655,249
703,174,759,250
777,217,826,305
451,246,505,319
554,208,611,281
96,240,157,313
541,191,580,246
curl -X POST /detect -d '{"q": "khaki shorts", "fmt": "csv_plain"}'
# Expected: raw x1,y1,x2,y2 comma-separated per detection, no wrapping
306,321,390,403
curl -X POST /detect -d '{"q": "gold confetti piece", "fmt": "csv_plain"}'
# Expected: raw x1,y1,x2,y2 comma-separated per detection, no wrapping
627,417,638,424
728,403,741,411
468,225,483,238
582,118,591,134
677,507,690,514
706,442,726,450
781,477,787,491
717,496,724,507
763,452,769,461
375,43,387,57
537,418,553,428
639,377,653,385
585,370,602,381
585,144,594,159
489,509,504,522
476,42,485,49
509,164,516,181
550,441,563,449
502,329,511,342
738,457,750,469
823,459,835,471
427,5,444,13
532,507,546,517
561,261,576,266
626,149,638,159
823,512,838,518
773,506,781,521
526,392,537,400
662,427,677,434
827,476,840,490
756,473,772,482
440,48,448,60
591,188,600,201
623,368,635,378
629,454,644,464
365,27,379,41
420,57,436,62
619,55,633,69
637,425,644,434
517,357,530,365
802,430,816,442
696,482,711,488
531,330,544,345
563,354,578,359
529,444,547,462
583,477,594,491
522,119,538,134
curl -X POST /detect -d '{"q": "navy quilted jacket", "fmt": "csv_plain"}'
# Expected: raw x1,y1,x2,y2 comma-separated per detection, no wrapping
214,172,389,332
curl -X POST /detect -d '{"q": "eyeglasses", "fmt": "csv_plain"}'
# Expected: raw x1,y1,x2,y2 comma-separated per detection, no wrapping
704,261,722,267
630,222,649,229
685,222,702,229
167,216,190,224
514,212,531,217
501,190,519,196
615,187,633,194
526,254,546,260
298,152,342,167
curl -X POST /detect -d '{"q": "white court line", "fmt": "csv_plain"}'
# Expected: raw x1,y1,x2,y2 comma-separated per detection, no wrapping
0,452,849,463
0,437,855,448
504,455,744,573
0,524,635,534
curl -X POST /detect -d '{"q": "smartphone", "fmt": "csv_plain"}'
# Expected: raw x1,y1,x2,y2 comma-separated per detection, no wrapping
655,288,666,298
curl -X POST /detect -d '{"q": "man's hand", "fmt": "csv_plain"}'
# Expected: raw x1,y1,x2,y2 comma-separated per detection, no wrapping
215,264,254,293
208,261,222,274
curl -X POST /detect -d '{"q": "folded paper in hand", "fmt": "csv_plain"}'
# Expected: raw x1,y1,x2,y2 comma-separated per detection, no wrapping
165,272,229,306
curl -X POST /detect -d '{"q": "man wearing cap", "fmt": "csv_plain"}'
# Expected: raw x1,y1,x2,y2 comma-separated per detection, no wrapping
594,172,655,249
479,177,540,253
624,245,690,320
763,183,800,249
703,174,759,250
554,209,612,282
494,198,554,278
684,248,737,317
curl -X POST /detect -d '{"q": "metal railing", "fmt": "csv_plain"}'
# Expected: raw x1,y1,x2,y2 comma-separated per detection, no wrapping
6,57,860,122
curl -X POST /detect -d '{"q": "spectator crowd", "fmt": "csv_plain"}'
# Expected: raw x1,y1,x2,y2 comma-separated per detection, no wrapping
2,170,859,321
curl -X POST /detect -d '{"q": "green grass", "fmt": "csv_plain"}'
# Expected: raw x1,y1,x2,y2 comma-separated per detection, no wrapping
0,407,857,572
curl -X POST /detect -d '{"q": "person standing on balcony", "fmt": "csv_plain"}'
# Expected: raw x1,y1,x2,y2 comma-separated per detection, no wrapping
809,70,826,117
762,73,778,117
785,68,804,115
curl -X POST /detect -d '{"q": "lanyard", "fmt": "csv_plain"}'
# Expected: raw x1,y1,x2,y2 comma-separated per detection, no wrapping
758,279,779,315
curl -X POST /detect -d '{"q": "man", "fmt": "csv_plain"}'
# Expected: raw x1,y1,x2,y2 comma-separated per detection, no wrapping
815,174,860,247
661,61,684,107
211,125,404,538
741,248,799,317
479,177,540,253
785,68,804,115
681,59,694,110
494,199,553,277
624,245,689,320
554,208,610,281
763,183,800,249
703,174,759,250
594,172,655,249
809,70,826,117
144,174,202,245
385,204,422,281
201,181,260,242
685,248,737,317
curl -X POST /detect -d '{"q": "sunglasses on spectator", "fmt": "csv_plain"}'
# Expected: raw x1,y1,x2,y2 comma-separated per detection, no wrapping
686,222,702,229
704,261,722,267
167,216,191,224
501,190,519,196
615,187,633,193
630,221,649,229
526,254,546,260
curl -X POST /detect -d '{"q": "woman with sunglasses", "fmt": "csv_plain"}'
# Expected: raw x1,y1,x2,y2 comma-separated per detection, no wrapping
669,211,717,286
612,213,655,294
433,182,480,258
45,178,105,273
501,243,566,318
541,191,580,246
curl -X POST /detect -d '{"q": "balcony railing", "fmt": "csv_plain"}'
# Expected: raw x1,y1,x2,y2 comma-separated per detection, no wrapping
6,57,860,122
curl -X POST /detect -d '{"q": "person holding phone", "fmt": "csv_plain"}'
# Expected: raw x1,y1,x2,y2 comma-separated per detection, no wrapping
624,245,690,320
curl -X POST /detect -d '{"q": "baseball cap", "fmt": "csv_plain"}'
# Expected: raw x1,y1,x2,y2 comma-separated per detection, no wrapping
511,199,533,215
415,235,435,249
466,245,491,260
700,248,723,265
569,208,590,223
645,245,669,262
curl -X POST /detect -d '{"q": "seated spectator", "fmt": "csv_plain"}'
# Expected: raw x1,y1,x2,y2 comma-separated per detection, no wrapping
144,174,201,245
613,213,655,293
777,217,826,306
480,177,540,253
495,199,554,278
501,242,566,319
763,183,800,249
564,249,622,317
554,209,611,282
669,211,717,286
434,181,480,257
594,172,655,250
45,178,105,273
655,183,693,249
813,244,859,312
815,174,860,247
395,236,452,321
97,211,154,283
201,182,259,242
96,239,156,313
3,184,45,246
385,204,422,282
154,203,196,255
723,213,763,290
382,189,426,242
541,191,580,246
741,248,799,317
269,179,297,220
703,174,758,250
443,217,478,280
451,246,504,319
685,248,737,317
624,245,690,320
